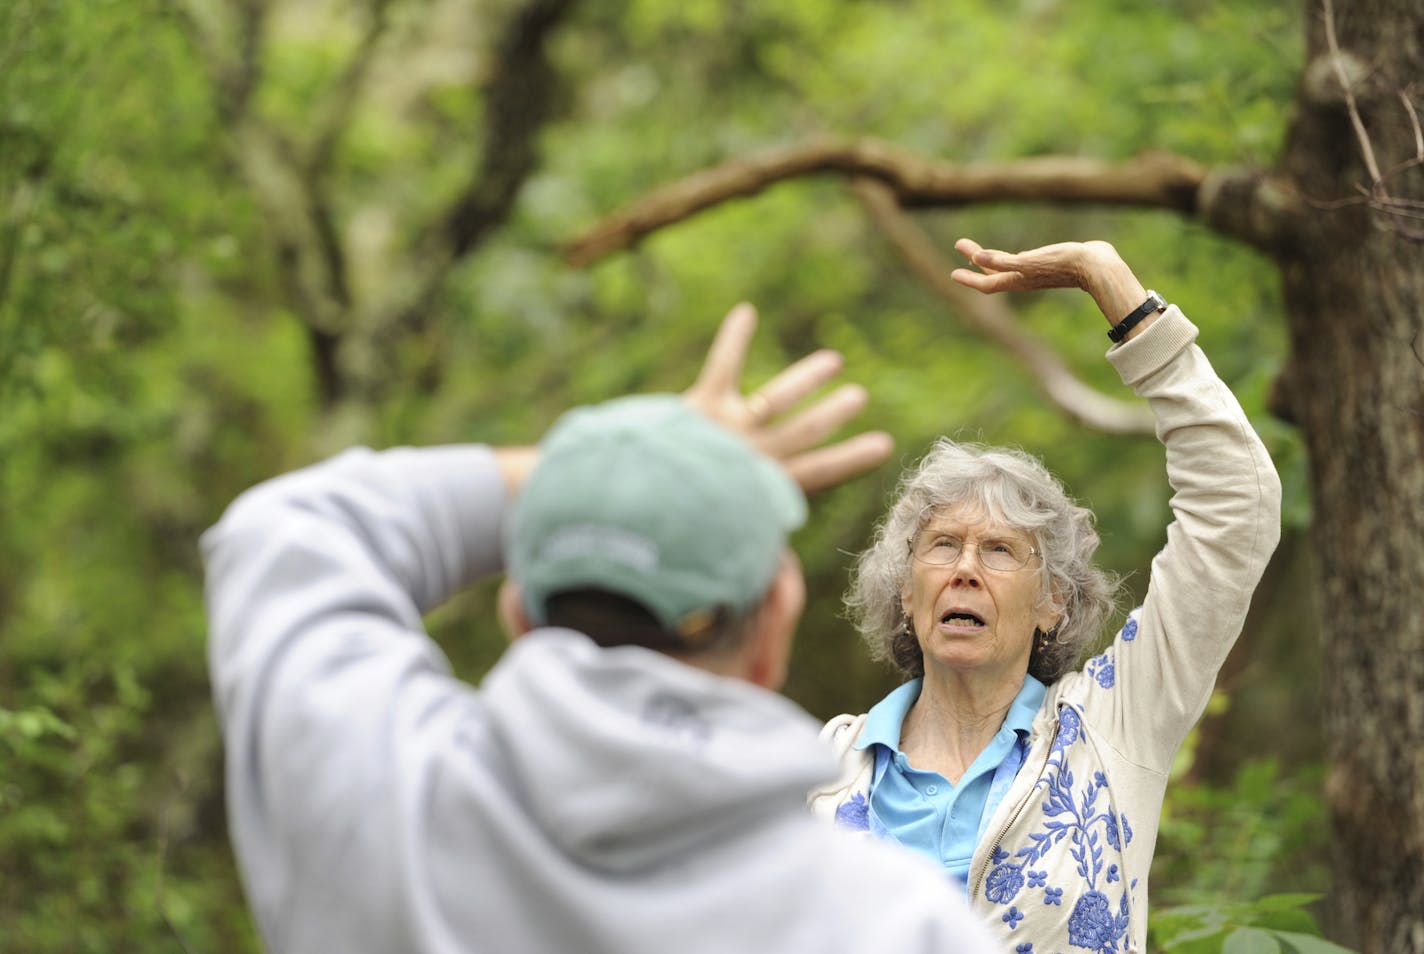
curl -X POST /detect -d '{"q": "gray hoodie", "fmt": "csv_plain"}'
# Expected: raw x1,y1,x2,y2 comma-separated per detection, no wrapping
203,444,998,954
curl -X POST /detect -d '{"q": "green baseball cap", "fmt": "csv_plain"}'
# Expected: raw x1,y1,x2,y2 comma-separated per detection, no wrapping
505,394,807,642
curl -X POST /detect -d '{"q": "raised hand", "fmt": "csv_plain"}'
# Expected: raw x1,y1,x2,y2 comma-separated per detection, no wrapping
949,238,1150,331
948,238,1123,292
683,303,894,494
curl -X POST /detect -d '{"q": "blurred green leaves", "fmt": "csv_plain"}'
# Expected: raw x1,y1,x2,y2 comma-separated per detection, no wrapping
0,0,1324,950
1154,894,1357,953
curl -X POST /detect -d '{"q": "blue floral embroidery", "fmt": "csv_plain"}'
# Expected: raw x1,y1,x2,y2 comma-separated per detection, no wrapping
1053,707,1081,750
1121,617,1138,642
1087,652,1115,689
985,863,1026,904
1104,809,1122,851
1017,944,1035,953
834,792,869,831
1067,891,1129,953
986,706,1133,951
1099,808,1133,854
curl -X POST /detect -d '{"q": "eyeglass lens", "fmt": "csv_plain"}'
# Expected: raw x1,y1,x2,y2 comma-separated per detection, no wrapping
914,535,1031,571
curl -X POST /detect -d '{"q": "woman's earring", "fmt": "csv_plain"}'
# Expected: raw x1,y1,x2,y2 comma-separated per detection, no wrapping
1034,626,1059,653
901,611,916,638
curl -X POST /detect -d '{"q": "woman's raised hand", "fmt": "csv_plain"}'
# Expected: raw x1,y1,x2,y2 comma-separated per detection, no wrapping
950,238,1151,331
949,238,1123,293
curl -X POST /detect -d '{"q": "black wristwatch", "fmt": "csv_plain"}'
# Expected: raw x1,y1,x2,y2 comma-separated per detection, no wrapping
1107,290,1166,343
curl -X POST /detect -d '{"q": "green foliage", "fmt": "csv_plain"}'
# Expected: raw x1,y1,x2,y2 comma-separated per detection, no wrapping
1149,722,1341,950
0,662,254,952
1153,895,1356,953
1155,758,1331,908
1,0,1326,950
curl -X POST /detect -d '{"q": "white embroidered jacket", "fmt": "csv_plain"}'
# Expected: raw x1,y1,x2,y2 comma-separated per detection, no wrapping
809,307,1282,954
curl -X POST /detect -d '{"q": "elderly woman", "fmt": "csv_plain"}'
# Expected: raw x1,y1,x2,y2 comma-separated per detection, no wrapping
809,238,1282,953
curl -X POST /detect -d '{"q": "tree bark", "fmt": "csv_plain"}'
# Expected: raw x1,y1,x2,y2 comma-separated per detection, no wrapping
563,142,1207,267
1277,1,1424,948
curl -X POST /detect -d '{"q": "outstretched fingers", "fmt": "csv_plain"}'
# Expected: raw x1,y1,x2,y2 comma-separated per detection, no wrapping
949,267,1027,294
748,349,845,423
753,367,896,495
949,238,1026,294
758,383,866,458
782,432,896,495
954,237,986,261
755,372,896,495
690,302,757,397
684,302,895,495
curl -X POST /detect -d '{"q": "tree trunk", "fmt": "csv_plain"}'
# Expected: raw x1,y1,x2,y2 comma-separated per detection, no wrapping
1277,1,1424,948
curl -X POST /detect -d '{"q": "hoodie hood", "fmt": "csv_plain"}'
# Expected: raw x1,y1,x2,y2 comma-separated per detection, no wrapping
481,628,836,872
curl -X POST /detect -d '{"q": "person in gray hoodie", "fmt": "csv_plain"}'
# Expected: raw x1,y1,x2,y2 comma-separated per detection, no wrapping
202,304,1000,954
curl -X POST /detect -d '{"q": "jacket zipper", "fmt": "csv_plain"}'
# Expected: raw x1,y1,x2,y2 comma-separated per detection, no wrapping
970,714,1061,903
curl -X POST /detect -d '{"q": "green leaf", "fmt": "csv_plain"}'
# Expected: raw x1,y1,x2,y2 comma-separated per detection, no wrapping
1273,930,1360,954
1224,927,1283,954
0,705,75,742
1251,894,1324,912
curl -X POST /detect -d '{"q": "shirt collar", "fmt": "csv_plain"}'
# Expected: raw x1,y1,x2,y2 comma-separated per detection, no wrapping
1004,673,1046,736
854,673,1046,752
855,679,922,750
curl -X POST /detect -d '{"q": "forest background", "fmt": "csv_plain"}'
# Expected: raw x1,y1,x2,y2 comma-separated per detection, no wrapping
0,0,1359,951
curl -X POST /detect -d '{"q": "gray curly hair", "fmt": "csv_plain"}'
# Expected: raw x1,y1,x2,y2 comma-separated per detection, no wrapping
845,439,1120,684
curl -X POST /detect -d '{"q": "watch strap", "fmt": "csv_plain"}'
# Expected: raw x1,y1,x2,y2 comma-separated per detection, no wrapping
1107,290,1166,343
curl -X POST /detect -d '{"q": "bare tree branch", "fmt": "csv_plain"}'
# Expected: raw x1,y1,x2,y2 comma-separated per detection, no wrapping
231,119,354,403
230,0,268,120
168,0,268,122
557,136,1210,433
174,0,363,405
1197,166,1307,253
853,178,1157,436
173,0,341,318
564,138,1208,267
1398,88,1423,162
1322,0,1383,185
351,0,579,394
175,0,584,409
446,0,577,259
306,0,395,174
1311,0,1424,241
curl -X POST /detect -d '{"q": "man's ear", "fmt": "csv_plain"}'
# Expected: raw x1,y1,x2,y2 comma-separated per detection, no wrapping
743,557,806,691
497,580,533,642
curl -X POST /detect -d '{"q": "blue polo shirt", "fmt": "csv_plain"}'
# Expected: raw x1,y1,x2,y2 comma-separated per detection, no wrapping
854,674,1045,886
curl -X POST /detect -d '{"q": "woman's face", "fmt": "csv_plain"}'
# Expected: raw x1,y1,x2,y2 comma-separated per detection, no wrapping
901,503,1060,682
